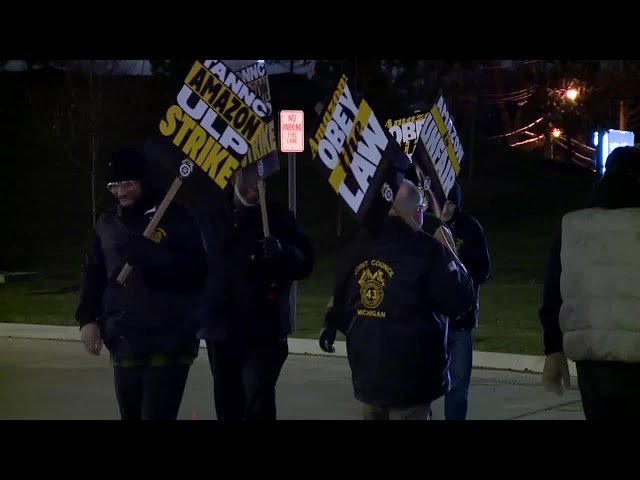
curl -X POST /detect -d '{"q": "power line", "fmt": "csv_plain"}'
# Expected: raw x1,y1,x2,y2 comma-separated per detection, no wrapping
488,117,544,139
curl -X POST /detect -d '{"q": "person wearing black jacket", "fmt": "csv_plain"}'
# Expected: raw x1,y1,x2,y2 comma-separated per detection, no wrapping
199,169,314,421
318,204,452,354
439,182,491,420
75,147,207,420
321,179,475,420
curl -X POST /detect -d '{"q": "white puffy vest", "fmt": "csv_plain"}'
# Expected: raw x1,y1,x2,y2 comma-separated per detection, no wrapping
559,207,640,363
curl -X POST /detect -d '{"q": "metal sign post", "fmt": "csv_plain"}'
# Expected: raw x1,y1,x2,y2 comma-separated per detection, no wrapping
279,110,304,333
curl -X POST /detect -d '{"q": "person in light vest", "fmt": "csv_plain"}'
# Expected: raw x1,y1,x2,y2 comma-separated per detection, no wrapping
539,146,640,419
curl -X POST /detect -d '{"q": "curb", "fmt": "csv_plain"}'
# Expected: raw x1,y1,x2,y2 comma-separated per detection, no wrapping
0,323,577,376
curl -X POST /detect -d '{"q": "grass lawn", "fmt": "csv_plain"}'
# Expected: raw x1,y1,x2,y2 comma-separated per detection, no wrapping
0,251,547,356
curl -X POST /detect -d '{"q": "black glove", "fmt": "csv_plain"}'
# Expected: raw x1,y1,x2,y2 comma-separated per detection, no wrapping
258,237,283,260
319,327,336,353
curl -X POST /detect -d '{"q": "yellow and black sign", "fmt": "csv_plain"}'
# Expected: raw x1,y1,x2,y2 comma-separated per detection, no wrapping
412,91,465,213
353,259,395,319
385,111,428,160
236,61,272,105
233,60,279,183
157,60,270,191
310,74,410,229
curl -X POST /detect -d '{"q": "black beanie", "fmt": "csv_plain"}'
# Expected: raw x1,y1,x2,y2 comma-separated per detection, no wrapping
604,146,640,178
107,147,148,183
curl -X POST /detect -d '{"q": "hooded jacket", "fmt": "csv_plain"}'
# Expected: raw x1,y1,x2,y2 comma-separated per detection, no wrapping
75,151,207,360
197,191,315,341
445,183,491,329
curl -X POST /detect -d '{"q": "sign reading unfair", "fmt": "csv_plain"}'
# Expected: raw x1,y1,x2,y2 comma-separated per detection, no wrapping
412,92,464,212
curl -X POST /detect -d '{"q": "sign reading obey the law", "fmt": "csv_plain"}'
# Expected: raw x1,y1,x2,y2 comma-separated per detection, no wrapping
154,59,271,191
412,92,464,213
309,74,410,229
385,110,428,160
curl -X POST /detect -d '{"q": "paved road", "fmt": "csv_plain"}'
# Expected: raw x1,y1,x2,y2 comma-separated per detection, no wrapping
0,338,584,420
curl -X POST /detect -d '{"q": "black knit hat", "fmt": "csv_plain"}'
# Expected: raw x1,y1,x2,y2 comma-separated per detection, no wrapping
605,146,640,178
589,146,640,208
107,147,148,183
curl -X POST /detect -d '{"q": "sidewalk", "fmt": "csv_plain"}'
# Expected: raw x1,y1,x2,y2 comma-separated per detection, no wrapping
0,337,584,420
0,322,577,375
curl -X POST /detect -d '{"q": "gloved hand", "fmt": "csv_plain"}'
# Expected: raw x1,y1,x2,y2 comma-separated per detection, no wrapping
542,352,571,395
258,237,283,260
319,327,336,353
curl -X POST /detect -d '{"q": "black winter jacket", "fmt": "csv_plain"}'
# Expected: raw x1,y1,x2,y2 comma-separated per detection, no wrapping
330,216,475,407
446,210,490,329
75,195,207,359
198,199,314,340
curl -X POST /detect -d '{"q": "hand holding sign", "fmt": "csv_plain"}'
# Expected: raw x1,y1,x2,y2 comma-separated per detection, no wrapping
117,60,270,284
398,92,465,216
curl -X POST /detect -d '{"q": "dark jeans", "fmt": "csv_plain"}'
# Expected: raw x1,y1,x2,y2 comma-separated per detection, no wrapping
113,364,191,420
206,337,289,420
444,329,474,420
576,360,640,420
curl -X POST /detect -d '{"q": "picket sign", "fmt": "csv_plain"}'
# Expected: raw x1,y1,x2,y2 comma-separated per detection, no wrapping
118,59,276,284
310,100,461,265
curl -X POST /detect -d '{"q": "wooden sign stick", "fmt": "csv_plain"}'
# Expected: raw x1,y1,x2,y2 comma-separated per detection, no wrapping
258,179,270,237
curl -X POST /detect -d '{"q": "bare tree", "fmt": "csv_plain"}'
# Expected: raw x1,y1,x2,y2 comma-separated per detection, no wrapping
22,60,105,228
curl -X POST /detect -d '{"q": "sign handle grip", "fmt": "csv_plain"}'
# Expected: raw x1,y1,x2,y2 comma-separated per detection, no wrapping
116,176,184,284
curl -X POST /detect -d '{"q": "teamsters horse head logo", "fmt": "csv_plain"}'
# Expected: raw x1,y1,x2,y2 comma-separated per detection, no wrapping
357,268,386,310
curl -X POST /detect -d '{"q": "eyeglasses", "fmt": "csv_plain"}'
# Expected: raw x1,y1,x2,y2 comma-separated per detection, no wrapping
106,180,136,193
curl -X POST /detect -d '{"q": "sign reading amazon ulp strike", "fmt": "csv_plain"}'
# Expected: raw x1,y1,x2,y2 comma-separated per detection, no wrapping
157,59,271,190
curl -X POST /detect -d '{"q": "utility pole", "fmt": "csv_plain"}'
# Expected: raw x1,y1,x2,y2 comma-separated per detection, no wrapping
288,59,297,334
